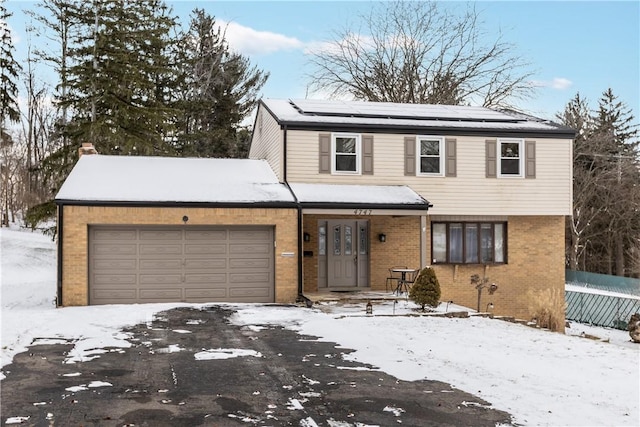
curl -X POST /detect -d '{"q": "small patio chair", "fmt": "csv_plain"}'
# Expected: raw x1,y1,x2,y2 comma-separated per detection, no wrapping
386,265,407,292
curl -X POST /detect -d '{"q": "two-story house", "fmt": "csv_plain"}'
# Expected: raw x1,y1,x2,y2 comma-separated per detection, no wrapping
249,99,574,320
55,98,573,323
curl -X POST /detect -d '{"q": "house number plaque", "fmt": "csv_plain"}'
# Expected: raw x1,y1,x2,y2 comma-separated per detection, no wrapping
353,209,373,216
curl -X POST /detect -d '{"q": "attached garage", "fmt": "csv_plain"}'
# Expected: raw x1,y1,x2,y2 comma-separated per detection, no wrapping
55,150,299,306
89,225,275,304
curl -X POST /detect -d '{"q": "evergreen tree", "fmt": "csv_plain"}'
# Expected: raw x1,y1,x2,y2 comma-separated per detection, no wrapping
0,0,21,139
591,89,639,276
409,268,441,311
61,0,180,155
174,9,268,158
559,90,640,276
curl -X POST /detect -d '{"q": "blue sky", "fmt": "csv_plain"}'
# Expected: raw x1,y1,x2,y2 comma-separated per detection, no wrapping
5,0,640,121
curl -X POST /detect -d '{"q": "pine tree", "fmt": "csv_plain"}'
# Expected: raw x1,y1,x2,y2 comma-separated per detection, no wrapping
174,9,268,158
61,0,180,155
591,89,639,276
0,0,21,140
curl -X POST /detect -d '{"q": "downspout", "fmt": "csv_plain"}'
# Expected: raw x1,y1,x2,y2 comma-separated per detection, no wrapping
56,203,63,307
282,124,309,306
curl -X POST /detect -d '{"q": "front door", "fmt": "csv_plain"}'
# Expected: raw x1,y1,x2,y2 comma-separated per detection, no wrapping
326,220,369,288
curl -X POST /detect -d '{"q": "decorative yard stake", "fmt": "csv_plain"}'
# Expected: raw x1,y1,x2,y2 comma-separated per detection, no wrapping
471,273,498,313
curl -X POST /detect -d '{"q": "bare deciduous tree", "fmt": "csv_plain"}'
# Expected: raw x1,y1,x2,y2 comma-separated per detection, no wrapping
307,0,535,107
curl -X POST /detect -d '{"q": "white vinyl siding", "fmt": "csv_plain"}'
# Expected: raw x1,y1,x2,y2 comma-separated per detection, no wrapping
285,130,572,215
248,106,284,181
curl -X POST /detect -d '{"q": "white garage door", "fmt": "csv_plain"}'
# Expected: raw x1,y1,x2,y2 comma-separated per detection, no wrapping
89,225,274,305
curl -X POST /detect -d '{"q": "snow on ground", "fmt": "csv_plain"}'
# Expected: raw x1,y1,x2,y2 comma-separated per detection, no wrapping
2,227,639,426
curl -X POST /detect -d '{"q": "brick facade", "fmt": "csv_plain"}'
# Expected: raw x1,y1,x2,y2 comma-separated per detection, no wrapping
60,205,299,306
301,214,565,325
431,215,566,323
301,214,421,292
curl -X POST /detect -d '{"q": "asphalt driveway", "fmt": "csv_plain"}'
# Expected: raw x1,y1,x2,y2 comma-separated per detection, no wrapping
1,306,513,426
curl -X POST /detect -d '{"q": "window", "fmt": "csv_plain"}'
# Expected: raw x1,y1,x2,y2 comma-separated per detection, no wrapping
432,222,506,264
332,133,361,174
417,136,444,175
498,139,523,177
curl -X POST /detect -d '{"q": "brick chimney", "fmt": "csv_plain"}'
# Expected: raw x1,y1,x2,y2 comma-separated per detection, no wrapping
78,142,98,157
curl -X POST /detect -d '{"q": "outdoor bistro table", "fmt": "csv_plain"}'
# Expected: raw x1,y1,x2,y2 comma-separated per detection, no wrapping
391,268,418,295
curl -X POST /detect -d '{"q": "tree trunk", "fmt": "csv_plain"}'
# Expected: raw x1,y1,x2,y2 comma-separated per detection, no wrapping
616,236,625,276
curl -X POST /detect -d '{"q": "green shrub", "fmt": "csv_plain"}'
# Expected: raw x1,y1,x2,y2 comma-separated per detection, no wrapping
409,267,441,311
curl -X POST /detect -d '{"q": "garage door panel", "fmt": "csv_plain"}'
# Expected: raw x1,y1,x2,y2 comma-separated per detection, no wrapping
139,274,182,285
139,289,183,301
230,258,270,269
185,288,227,299
185,230,227,240
140,244,182,255
93,229,137,241
93,274,137,285
93,244,137,256
139,230,182,240
92,289,137,301
230,243,270,254
184,273,227,284
94,259,137,270
90,225,274,305
229,287,271,298
185,259,226,269
140,259,182,270
230,272,271,283
184,244,227,255
229,229,271,240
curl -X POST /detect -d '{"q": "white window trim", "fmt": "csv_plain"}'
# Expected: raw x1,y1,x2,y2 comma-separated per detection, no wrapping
497,138,524,178
416,136,445,177
331,133,361,175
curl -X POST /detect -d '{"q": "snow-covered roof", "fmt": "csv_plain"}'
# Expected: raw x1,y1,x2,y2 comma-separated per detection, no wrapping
289,183,430,208
55,155,296,204
260,99,574,137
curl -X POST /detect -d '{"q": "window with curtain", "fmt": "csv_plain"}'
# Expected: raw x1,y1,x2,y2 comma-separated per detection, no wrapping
432,222,507,264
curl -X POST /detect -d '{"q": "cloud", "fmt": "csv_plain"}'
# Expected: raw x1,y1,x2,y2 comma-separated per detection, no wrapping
218,20,304,56
530,77,573,90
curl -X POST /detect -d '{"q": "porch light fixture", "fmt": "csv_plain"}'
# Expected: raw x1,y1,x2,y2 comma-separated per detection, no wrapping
378,233,386,242
303,232,311,242
182,215,189,224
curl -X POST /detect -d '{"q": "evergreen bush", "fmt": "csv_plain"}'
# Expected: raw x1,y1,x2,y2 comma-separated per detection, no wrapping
409,267,441,311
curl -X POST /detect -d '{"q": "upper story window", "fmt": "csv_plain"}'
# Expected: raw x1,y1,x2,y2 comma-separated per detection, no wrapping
332,133,361,174
498,138,524,177
417,136,444,176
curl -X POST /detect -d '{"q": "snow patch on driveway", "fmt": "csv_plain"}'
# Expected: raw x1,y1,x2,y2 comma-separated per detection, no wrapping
194,348,262,360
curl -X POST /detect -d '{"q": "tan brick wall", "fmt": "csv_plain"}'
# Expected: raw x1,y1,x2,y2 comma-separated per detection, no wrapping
61,206,299,306
432,216,566,324
301,214,421,292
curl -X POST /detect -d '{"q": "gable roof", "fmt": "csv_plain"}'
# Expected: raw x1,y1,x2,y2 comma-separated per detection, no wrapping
55,155,296,206
259,98,575,138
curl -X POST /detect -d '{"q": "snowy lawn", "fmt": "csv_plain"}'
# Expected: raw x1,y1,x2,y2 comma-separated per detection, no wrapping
1,227,639,426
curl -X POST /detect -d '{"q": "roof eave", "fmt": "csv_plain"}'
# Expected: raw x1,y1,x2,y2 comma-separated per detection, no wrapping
54,199,299,209
298,201,432,211
277,121,576,139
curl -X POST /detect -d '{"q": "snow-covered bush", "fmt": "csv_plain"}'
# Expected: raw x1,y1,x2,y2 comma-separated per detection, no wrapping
409,267,441,311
